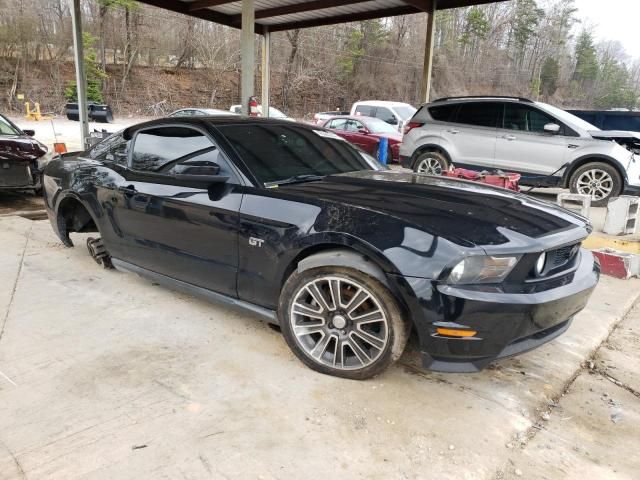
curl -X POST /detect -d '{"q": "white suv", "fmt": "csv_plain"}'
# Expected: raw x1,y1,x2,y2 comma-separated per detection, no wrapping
400,96,640,206
351,100,416,133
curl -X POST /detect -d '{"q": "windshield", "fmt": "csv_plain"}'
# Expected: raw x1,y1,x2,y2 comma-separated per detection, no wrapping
365,117,398,134
394,105,417,120
537,102,600,131
0,115,20,135
217,123,381,185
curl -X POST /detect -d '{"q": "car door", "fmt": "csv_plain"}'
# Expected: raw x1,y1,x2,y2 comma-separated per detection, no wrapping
443,102,500,169
107,124,242,297
343,119,377,154
494,103,568,178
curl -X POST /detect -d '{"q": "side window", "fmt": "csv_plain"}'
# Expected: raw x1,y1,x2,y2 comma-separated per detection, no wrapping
344,120,362,132
504,105,555,133
328,118,347,130
355,105,374,117
375,107,394,123
428,104,457,121
455,102,500,128
88,132,130,165
131,127,214,172
0,115,20,135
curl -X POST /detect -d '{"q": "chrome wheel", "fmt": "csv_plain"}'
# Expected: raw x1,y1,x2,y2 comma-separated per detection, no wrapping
289,276,389,370
416,156,443,175
576,169,613,201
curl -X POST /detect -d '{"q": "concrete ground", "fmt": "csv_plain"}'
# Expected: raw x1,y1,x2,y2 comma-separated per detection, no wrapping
0,215,639,479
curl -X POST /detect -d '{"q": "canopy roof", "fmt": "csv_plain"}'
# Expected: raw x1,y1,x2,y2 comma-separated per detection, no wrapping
140,0,507,33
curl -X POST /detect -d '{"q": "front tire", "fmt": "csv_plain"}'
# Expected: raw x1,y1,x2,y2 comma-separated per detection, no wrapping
413,151,449,175
569,162,622,207
279,266,410,380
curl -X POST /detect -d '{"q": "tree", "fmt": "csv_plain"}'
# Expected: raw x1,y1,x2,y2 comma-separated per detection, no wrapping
572,30,599,87
540,57,559,96
512,0,544,66
64,33,107,103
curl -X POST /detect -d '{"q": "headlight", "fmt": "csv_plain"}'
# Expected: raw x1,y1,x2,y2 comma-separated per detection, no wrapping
446,255,520,284
535,252,547,276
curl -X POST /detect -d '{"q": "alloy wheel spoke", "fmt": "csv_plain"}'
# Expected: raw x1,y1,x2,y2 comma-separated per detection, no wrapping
345,337,370,366
307,282,332,312
345,289,371,315
294,322,325,338
292,302,324,319
353,328,386,350
350,309,384,325
328,279,342,310
333,338,344,368
311,332,333,359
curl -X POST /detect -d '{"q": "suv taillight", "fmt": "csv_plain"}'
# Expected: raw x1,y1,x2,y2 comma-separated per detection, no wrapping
404,121,423,135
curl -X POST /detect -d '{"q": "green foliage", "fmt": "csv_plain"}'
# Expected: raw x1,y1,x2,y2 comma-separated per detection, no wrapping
460,7,490,46
513,0,544,54
572,30,599,85
338,20,387,79
97,0,137,10
540,57,559,96
64,32,107,103
595,59,638,109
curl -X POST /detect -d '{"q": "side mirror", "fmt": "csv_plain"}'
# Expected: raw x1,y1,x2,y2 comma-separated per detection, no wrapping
386,116,398,125
357,128,369,135
23,129,35,137
544,123,561,134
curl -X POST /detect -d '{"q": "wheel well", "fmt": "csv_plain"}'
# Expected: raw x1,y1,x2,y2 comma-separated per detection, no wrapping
563,157,626,188
56,197,98,247
411,145,451,169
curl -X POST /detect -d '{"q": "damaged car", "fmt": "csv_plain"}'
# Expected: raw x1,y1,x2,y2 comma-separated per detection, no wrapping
400,97,640,206
0,113,49,193
43,116,599,379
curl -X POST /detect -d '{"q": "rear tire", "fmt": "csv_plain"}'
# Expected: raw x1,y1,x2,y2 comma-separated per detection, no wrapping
278,266,410,380
413,151,449,175
569,162,622,207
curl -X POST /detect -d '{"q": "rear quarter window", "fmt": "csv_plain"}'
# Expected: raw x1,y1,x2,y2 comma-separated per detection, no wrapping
355,105,375,117
427,104,457,122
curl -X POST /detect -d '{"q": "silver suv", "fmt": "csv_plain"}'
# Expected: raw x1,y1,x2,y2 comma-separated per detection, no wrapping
400,96,640,206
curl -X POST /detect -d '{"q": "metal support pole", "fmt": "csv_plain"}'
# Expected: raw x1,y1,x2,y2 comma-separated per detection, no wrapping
419,0,437,104
240,0,255,115
71,0,89,148
261,27,270,118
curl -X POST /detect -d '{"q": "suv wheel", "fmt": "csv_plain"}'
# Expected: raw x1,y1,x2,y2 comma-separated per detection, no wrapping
569,162,622,207
414,151,448,175
279,266,410,380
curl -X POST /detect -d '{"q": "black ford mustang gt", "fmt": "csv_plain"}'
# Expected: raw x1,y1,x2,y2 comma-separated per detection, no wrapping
43,116,599,379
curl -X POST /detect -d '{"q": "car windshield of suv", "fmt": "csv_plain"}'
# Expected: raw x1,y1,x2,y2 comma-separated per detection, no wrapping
538,103,600,131
0,115,20,135
217,123,381,186
394,105,417,120
365,118,398,134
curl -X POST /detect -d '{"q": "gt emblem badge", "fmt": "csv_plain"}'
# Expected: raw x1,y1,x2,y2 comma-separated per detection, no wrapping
249,237,265,247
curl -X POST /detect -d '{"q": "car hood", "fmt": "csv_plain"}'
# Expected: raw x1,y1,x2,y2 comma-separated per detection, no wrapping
280,170,590,249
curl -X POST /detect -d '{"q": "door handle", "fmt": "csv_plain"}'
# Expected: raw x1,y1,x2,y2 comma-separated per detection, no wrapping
117,185,137,195
503,134,517,141
446,129,460,134
568,144,579,149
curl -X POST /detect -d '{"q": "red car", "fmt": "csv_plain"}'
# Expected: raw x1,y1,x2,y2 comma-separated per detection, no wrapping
322,115,402,162
0,113,49,192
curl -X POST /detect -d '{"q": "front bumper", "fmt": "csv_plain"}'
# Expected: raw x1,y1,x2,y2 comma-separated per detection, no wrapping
402,249,599,373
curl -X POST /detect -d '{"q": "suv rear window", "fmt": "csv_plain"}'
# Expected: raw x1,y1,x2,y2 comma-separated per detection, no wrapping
455,102,500,128
428,104,457,121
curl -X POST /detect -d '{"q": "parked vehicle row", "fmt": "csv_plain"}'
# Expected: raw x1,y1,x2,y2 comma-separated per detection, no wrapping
400,96,640,206
43,115,598,379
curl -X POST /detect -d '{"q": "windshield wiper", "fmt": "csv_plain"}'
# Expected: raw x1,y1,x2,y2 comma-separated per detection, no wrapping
264,174,326,188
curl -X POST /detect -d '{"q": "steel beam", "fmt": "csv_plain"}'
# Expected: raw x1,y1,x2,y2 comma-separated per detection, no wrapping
419,0,437,104
261,27,270,118
71,0,89,149
240,0,255,115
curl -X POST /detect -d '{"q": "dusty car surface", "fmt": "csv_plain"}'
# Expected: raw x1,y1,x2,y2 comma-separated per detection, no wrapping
0,113,49,192
43,116,599,379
